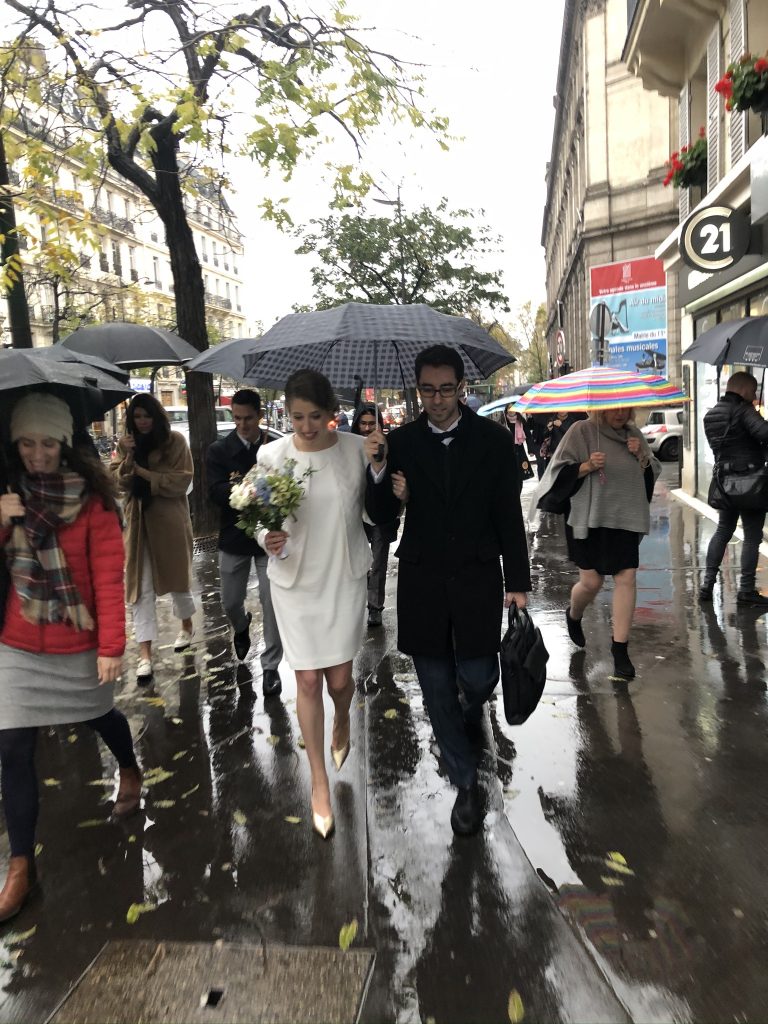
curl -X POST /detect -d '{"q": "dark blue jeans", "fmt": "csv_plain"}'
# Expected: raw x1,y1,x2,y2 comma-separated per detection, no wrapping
705,507,766,592
412,654,500,788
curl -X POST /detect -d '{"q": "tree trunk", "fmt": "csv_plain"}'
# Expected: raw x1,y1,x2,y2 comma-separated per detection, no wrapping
0,133,33,349
129,130,217,538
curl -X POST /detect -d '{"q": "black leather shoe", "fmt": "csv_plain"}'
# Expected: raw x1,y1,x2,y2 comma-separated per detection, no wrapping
262,668,282,697
565,607,586,647
450,781,483,836
233,613,252,661
737,590,768,607
699,586,713,602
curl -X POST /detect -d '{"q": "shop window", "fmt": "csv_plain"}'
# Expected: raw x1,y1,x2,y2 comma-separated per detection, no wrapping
748,289,768,317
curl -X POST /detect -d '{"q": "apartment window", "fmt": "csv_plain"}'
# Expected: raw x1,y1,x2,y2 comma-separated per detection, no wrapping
157,303,164,318
225,281,231,300
151,231,159,243
106,191,114,212
129,246,138,282
124,197,131,219
153,256,160,287
111,240,122,275
39,221,47,245
235,285,240,310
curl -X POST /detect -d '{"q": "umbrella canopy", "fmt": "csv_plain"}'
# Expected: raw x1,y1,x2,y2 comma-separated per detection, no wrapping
512,367,689,414
477,389,535,417
0,349,134,425
681,316,768,367
187,302,514,389
35,345,130,383
61,322,199,369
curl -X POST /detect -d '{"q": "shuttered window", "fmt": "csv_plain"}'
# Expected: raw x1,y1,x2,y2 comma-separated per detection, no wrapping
730,0,748,165
679,82,691,221
706,26,723,193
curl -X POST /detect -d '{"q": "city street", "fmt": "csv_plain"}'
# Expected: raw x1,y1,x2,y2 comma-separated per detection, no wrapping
0,466,766,1023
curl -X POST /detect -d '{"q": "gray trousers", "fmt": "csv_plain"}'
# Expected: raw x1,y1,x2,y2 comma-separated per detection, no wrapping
367,526,391,611
218,551,283,671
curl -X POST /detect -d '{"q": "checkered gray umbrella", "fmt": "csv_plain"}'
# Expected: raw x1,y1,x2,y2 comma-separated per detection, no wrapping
187,302,514,388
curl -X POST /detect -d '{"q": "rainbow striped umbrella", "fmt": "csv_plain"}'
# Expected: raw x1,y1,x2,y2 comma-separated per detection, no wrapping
512,367,689,413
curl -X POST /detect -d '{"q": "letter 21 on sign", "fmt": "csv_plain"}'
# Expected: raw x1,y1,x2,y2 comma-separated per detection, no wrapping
679,206,751,272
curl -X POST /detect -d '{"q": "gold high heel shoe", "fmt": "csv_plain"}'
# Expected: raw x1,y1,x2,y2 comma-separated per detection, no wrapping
330,714,351,772
311,791,334,839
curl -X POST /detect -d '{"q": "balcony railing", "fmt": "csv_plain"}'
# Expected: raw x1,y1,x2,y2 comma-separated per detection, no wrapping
204,290,232,311
94,207,136,236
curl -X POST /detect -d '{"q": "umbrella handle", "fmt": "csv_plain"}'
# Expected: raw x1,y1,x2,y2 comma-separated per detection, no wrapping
373,444,385,463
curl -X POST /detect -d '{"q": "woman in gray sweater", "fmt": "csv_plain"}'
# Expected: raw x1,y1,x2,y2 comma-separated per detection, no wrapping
535,408,660,680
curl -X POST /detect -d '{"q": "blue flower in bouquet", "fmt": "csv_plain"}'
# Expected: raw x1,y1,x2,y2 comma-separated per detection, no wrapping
229,457,313,539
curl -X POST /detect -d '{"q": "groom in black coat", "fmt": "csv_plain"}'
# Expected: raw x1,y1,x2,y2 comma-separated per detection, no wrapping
366,345,531,836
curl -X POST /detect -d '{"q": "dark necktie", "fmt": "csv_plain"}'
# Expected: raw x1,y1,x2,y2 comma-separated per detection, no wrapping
432,425,460,444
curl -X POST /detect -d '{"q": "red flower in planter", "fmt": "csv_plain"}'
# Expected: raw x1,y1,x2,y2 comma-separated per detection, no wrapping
663,131,707,188
755,58,768,75
715,51,768,112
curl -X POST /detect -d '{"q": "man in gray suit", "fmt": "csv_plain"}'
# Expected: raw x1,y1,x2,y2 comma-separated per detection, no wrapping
207,389,283,696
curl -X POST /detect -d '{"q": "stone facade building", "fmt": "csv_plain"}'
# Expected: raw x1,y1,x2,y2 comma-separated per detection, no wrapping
542,0,681,381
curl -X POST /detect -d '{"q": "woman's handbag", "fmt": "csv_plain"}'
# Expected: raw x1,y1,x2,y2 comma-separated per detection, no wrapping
519,457,534,482
499,605,549,725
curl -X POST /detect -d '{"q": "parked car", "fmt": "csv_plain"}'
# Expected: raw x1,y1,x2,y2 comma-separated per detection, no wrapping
164,406,234,444
641,408,683,461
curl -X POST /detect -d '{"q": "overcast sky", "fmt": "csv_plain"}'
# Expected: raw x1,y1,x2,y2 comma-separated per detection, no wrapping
230,0,566,330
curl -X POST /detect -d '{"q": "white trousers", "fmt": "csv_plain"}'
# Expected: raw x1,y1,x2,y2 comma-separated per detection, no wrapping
132,545,196,643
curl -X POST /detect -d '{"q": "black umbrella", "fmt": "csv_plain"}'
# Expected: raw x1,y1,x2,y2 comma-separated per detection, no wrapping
0,349,133,426
34,345,130,383
60,322,199,369
186,302,515,389
682,317,768,367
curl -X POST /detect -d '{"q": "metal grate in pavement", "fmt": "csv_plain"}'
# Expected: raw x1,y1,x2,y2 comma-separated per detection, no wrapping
48,940,375,1024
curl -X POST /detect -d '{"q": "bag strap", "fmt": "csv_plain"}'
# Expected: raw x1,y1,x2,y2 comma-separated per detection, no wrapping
715,405,738,469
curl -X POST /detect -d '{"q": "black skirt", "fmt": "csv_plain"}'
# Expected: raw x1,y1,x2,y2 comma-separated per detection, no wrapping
565,525,641,576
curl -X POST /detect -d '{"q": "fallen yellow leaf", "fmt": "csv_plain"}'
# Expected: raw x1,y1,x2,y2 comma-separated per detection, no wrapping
126,902,156,925
266,735,280,746
284,816,301,824
339,919,358,952
600,875,625,887
233,810,247,826
42,778,61,787
507,989,525,1023
384,709,398,720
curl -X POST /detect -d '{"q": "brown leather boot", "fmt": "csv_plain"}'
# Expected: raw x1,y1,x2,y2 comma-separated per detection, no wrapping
0,856,36,923
112,766,142,819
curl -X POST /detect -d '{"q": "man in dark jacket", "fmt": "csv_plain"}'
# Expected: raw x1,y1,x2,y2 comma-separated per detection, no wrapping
702,371,768,606
366,345,531,836
207,389,283,695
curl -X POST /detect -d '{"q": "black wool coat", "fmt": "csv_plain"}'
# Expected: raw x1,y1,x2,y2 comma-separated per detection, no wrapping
366,408,531,658
206,428,271,557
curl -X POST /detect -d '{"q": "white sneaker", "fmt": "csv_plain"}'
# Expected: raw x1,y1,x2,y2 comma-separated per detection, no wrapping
136,658,153,680
173,629,194,652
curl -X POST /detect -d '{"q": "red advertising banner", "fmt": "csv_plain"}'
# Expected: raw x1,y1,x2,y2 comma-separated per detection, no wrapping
590,256,666,297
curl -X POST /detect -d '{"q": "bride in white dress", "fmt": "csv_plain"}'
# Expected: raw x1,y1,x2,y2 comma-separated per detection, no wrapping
258,370,387,838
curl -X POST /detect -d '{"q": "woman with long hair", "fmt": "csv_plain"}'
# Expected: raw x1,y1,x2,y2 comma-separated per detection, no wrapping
535,407,660,680
258,371,381,838
503,404,534,492
112,394,195,681
0,391,140,921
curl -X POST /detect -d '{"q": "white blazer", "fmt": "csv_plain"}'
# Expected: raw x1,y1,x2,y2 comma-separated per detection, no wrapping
255,432,372,589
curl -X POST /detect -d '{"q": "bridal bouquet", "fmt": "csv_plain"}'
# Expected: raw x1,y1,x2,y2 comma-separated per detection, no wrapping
229,458,312,539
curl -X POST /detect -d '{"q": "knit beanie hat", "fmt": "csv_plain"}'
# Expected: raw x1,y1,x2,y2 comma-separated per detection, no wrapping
11,392,74,447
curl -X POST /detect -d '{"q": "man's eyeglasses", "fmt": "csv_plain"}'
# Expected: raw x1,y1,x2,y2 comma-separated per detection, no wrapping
417,384,460,398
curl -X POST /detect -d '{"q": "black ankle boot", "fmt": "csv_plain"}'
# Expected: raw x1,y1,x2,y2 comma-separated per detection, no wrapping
565,607,586,647
611,639,635,680
699,571,717,601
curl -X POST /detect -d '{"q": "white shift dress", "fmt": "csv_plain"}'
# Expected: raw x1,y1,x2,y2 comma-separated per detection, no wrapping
269,439,367,670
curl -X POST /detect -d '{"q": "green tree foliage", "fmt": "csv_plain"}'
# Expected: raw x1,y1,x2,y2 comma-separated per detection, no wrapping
4,0,446,533
295,197,509,314
513,301,549,383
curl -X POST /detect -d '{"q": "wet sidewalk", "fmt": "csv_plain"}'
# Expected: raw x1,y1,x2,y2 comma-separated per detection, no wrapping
0,470,766,1023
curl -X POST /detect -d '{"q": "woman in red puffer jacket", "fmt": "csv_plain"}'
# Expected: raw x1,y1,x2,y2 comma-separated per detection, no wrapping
0,391,140,925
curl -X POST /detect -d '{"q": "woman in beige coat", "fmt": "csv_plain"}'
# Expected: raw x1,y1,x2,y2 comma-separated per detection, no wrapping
112,394,195,681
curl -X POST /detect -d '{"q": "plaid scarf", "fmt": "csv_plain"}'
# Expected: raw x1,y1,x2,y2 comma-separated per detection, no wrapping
5,471,94,630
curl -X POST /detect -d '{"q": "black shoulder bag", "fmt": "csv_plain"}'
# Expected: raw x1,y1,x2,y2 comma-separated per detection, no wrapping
708,407,768,511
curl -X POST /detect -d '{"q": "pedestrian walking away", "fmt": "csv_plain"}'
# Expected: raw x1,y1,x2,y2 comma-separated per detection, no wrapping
535,408,661,680
701,371,768,607
366,345,531,837
351,403,400,627
111,394,196,681
503,405,535,492
258,370,379,840
538,410,587,470
0,392,139,922
206,389,283,696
